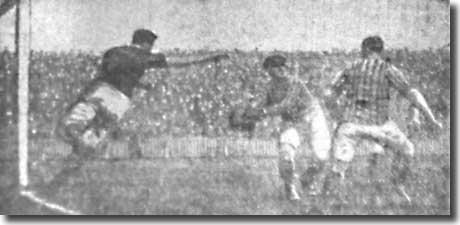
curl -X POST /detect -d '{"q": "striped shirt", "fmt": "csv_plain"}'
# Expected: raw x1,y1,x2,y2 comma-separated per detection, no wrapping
331,53,411,125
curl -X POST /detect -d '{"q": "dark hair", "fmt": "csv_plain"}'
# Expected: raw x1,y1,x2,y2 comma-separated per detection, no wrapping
263,55,287,69
132,29,158,45
361,36,384,53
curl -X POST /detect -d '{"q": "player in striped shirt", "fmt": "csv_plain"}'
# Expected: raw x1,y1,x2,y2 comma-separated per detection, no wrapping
324,36,442,204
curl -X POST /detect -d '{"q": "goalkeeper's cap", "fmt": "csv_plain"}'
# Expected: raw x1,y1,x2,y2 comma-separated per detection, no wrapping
132,29,158,45
263,55,287,69
361,36,384,53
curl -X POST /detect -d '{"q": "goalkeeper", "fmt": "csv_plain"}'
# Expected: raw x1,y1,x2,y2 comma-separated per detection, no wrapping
55,29,228,173
237,55,331,201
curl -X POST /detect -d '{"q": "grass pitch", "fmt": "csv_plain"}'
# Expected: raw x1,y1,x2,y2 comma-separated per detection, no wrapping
4,133,450,215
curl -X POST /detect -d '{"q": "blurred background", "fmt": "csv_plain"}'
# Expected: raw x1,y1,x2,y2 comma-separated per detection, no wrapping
0,0,450,52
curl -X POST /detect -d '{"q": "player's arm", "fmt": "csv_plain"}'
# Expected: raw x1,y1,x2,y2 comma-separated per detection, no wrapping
324,68,349,99
136,53,170,91
244,85,273,120
146,53,169,69
247,82,300,119
407,103,422,135
386,65,442,129
406,89,442,128
165,53,229,68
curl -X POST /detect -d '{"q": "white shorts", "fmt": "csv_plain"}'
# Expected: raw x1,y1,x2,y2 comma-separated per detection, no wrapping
279,100,331,161
58,82,131,149
84,82,131,120
333,120,415,162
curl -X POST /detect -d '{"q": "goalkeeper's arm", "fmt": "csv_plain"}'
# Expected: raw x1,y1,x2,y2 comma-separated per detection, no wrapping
166,53,229,68
144,52,229,69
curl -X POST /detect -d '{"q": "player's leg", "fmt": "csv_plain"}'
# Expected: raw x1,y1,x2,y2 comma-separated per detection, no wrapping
365,140,385,179
300,103,331,195
279,127,301,201
362,140,386,207
380,121,415,202
308,101,331,161
56,100,99,158
320,123,359,209
331,123,358,178
111,127,142,159
351,121,415,202
43,100,100,192
84,82,132,156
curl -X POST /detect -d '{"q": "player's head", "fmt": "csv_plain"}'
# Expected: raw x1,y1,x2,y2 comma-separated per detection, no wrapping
361,36,384,57
263,55,287,79
132,29,158,51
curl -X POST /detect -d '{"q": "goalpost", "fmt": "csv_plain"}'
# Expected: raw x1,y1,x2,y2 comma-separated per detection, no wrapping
17,0,30,189
16,0,81,214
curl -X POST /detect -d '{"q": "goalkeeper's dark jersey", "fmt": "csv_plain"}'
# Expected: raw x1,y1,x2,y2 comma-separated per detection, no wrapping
265,78,314,122
96,45,168,97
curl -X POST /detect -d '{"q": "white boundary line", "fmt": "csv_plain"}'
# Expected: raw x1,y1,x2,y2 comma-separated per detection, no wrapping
20,190,82,215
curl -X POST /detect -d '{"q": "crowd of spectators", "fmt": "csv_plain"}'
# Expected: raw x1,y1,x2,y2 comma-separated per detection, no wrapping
0,48,450,139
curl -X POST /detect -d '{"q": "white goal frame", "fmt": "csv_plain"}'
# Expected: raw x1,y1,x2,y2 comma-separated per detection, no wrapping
17,0,30,189
16,0,81,214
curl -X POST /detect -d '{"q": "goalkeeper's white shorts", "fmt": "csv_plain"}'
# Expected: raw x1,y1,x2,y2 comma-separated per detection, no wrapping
57,82,131,149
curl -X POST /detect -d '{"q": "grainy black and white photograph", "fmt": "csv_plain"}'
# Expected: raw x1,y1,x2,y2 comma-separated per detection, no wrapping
0,0,451,215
